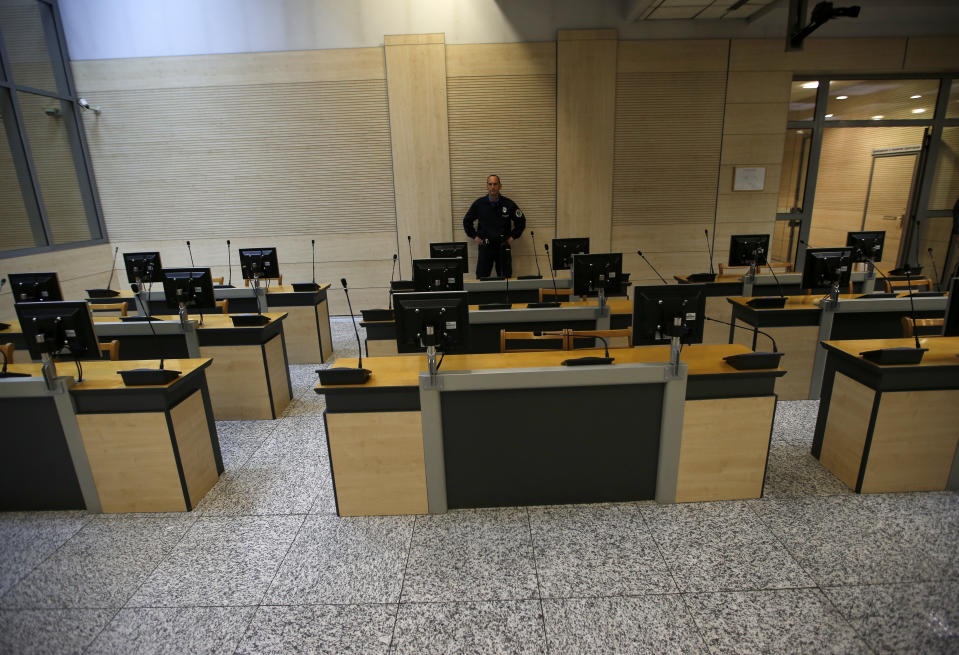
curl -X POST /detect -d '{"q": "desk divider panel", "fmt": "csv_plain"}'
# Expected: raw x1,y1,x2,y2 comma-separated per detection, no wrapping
169,390,219,508
199,344,273,420
820,372,876,490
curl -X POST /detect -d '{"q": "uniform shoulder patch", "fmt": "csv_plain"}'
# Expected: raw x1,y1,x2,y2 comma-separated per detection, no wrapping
502,206,508,214
515,208,523,218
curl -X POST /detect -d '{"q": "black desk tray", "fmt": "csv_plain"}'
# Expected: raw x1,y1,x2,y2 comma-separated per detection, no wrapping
724,351,784,370
291,282,320,292
859,347,928,365
86,288,120,298
213,284,235,289
477,303,511,310
231,314,271,326
527,302,561,308
118,368,181,386
477,276,506,281
687,273,717,283
858,292,896,299
516,275,542,280
361,309,394,322
317,367,372,385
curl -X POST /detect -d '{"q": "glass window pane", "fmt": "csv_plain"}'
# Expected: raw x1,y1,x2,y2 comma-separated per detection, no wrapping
915,215,954,290
788,80,818,121
0,88,40,251
17,91,97,244
929,126,959,211
772,218,801,269
777,128,811,213
0,0,67,94
948,79,959,119
826,80,939,121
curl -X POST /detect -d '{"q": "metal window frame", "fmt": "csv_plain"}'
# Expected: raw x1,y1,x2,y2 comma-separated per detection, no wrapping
0,0,108,259
780,73,959,272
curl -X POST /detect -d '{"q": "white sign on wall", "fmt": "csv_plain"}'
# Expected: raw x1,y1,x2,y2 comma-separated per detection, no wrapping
733,167,766,191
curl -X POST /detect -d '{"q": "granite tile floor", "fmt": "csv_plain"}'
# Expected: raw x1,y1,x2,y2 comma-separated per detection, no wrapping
1,316,957,654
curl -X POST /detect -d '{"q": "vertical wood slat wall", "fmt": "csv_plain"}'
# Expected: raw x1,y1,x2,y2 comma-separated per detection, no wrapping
6,34,957,322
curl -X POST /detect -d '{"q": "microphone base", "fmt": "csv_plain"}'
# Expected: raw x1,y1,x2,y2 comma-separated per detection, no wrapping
746,297,787,309
889,266,922,276
686,273,717,283
562,356,614,366
477,303,512,311
120,316,161,322
317,367,372,385
526,302,561,308
291,282,320,292
904,291,944,298
390,281,415,291
118,368,182,386
231,314,271,326
724,352,784,370
516,275,542,280
0,322,9,330
859,347,927,365
361,309,394,322
86,288,120,298
858,292,896,299
0,370,32,378
213,284,235,289
477,276,506,281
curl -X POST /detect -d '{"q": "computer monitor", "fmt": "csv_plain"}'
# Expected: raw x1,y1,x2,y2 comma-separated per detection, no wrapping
551,237,589,271
944,277,958,337
571,253,624,296
7,273,63,302
393,291,470,354
15,300,101,362
239,247,280,280
728,234,770,267
123,252,164,284
845,231,885,263
161,268,216,312
429,242,469,273
632,284,707,346
412,258,464,292
801,247,853,291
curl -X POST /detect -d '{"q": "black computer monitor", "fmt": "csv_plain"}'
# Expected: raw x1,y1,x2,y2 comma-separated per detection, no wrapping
728,234,770,267
632,284,707,346
7,273,63,302
429,242,468,273
15,300,101,362
845,231,885,263
571,253,623,297
944,277,958,337
161,268,216,312
393,291,470,354
239,247,280,280
801,247,853,291
412,258,464,292
123,252,164,284
551,237,589,271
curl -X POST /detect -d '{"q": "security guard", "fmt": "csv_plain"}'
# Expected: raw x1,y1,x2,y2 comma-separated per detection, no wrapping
463,174,526,277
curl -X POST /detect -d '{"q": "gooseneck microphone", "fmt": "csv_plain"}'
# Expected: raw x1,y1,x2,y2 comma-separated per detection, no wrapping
226,240,232,286
705,229,715,276
637,250,668,284
311,239,317,285
86,246,122,297
928,248,941,292
186,241,195,267
316,279,372,385
706,316,778,352
531,231,542,277
546,243,559,298
407,235,414,278
106,246,119,289
388,253,398,309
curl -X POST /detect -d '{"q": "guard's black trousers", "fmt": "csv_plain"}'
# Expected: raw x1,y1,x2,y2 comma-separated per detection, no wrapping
476,242,512,278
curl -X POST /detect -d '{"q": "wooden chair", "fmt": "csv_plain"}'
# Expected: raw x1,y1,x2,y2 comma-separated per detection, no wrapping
500,329,567,353
215,299,229,314
89,301,128,317
885,277,933,294
566,328,632,350
539,288,571,303
1,342,13,365
98,340,120,361
244,275,282,287
900,317,944,338
211,276,224,285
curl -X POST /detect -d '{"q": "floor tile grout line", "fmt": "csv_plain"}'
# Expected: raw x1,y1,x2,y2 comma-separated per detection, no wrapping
387,514,417,652
524,507,550,654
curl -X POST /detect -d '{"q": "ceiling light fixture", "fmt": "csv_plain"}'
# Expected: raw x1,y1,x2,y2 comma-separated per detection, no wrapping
825,113,834,118
910,95,922,99
911,108,926,114
836,95,848,100
872,115,884,120
801,81,820,89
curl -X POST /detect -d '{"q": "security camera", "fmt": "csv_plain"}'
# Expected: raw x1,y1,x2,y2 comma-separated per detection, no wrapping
43,106,61,117
77,98,90,109
811,1,860,22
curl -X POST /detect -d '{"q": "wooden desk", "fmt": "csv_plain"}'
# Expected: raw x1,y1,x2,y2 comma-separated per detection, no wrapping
0,358,222,513
316,344,785,516
87,284,333,364
812,337,959,494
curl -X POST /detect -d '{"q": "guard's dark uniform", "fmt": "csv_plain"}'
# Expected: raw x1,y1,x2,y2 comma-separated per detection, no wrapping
463,195,526,277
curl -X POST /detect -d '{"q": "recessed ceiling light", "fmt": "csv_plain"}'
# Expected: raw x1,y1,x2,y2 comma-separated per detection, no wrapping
911,108,926,114
910,95,922,99
872,115,884,120
825,113,834,118
801,81,820,89
836,95,849,100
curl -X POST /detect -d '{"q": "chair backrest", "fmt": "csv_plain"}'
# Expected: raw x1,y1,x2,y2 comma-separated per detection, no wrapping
500,329,567,353
90,301,128,317
244,275,282,287
566,328,632,350
539,288,571,302
98,340,120,361
900,316,944,338
1,342,14,365
885,277,933,293
211,276,224,285
215,299,229,314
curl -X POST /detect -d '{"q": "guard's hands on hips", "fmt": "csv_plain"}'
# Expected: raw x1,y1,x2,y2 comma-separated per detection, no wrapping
474,237,484,245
